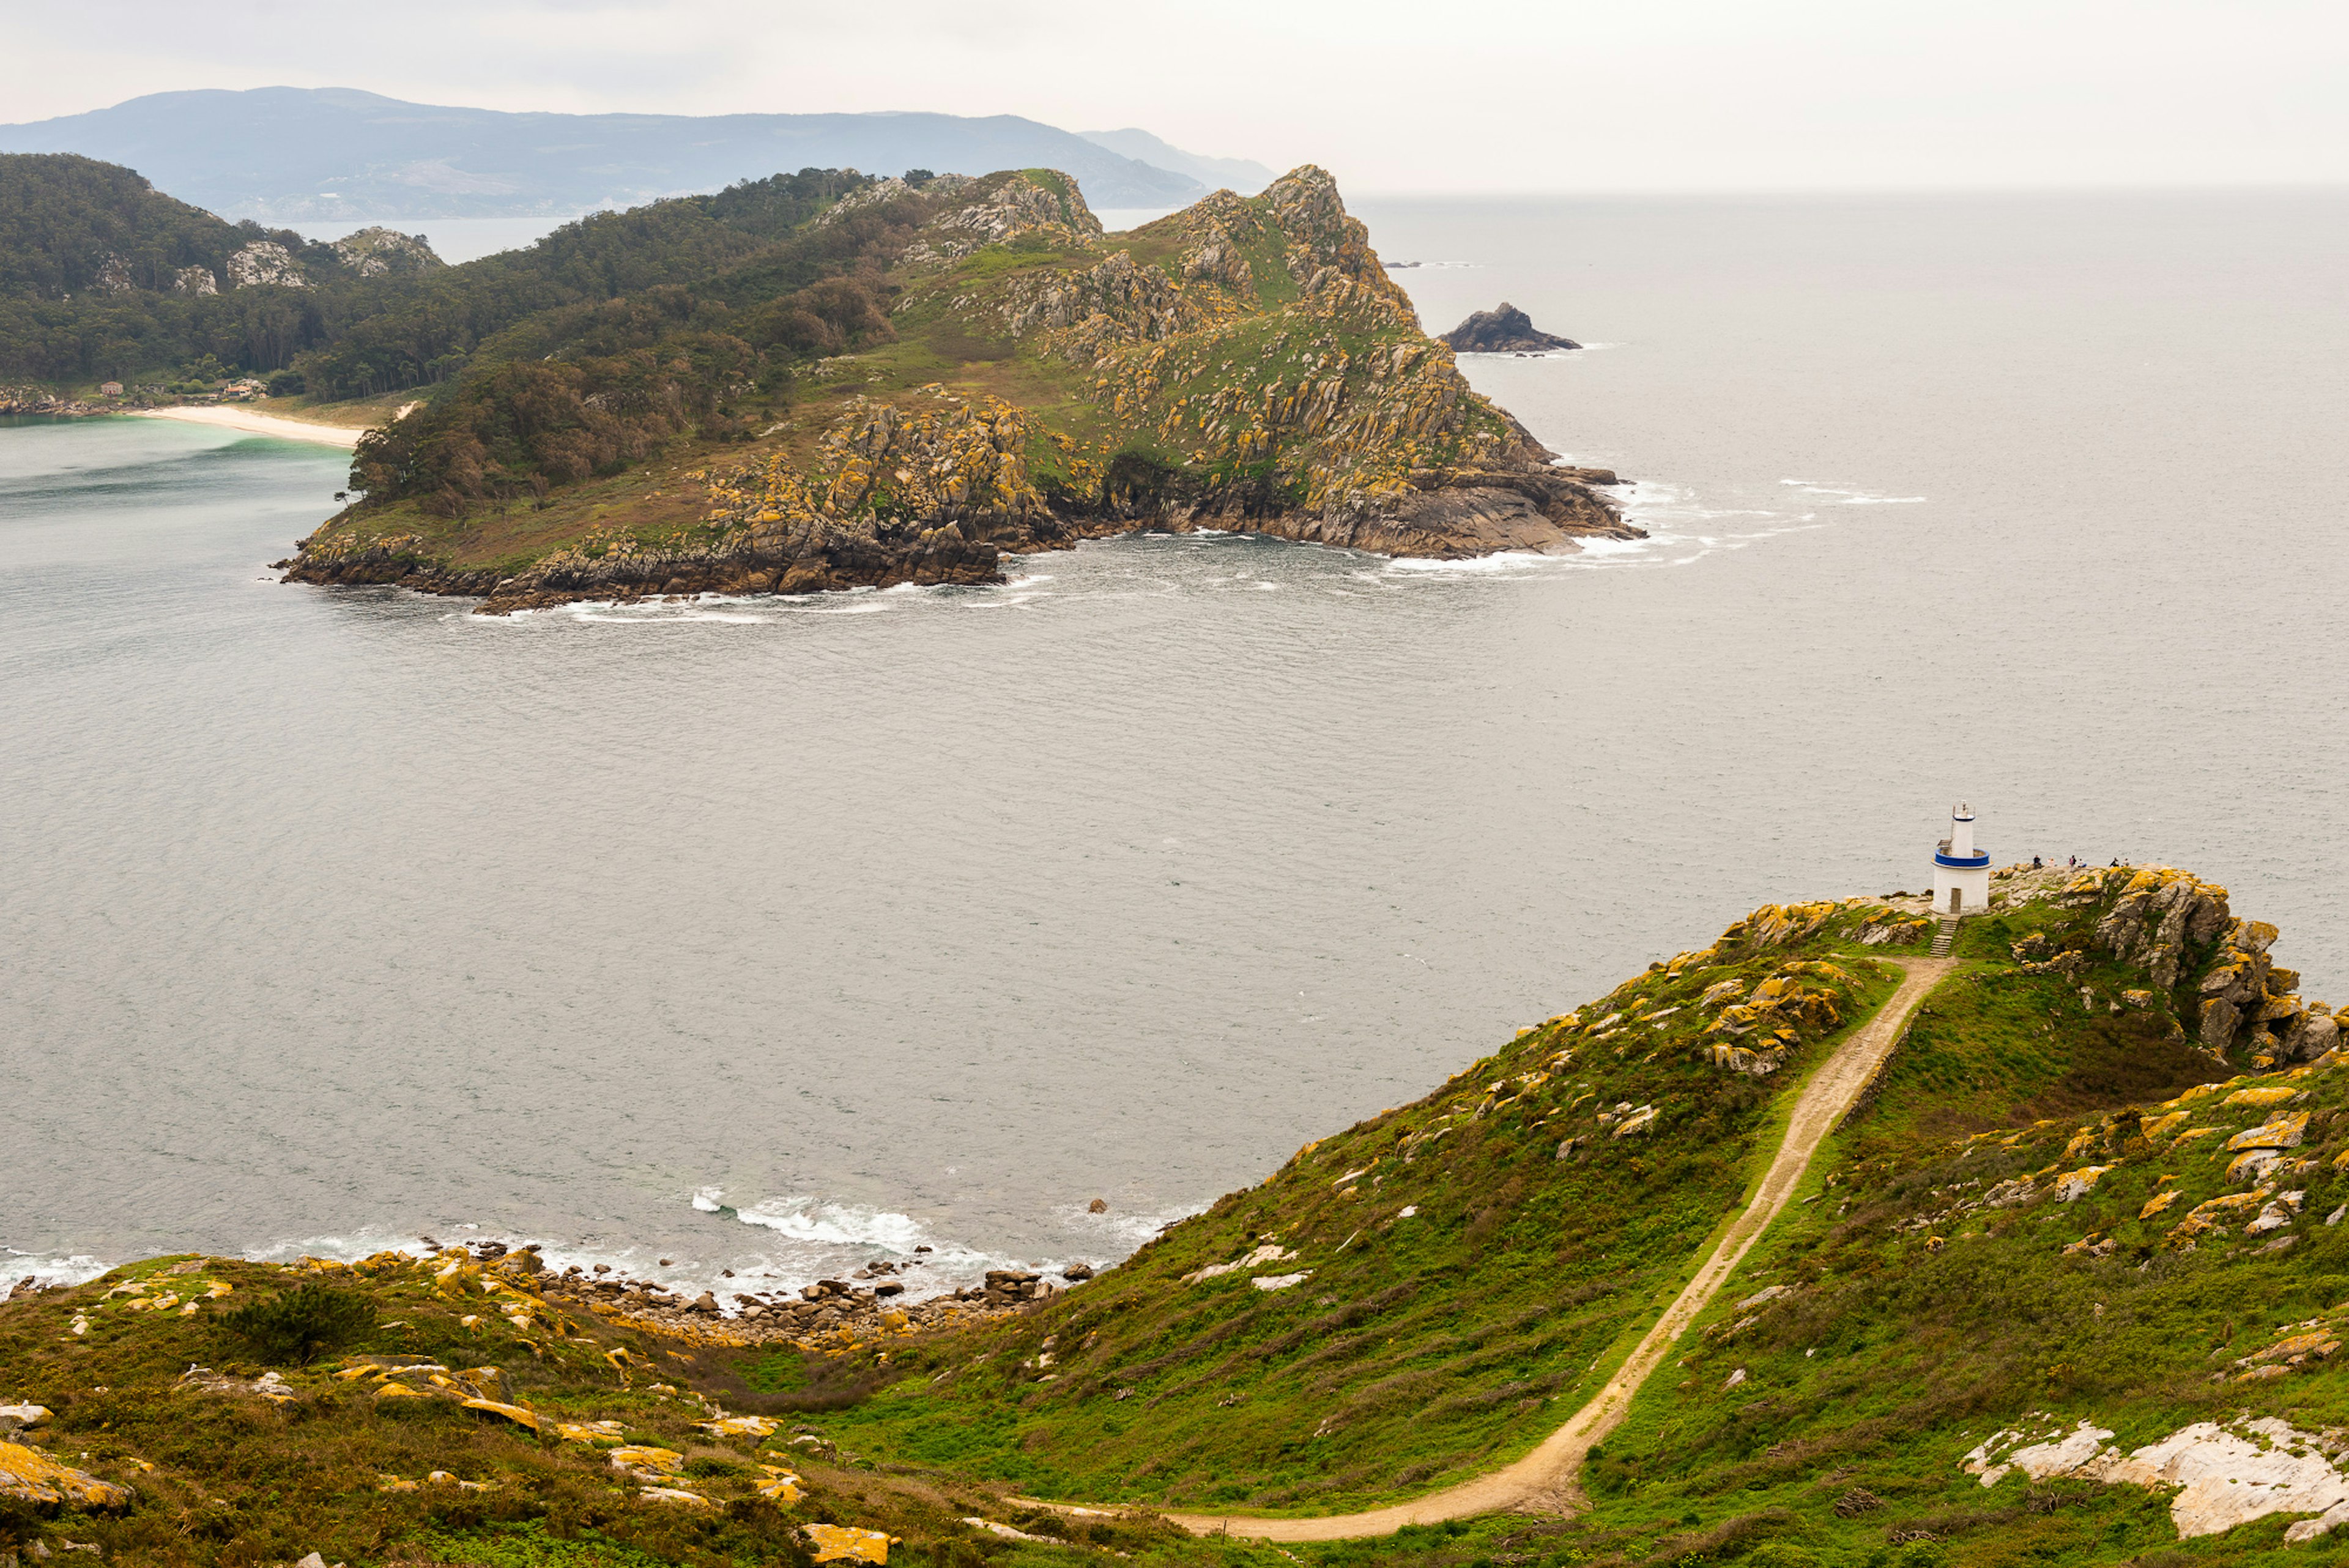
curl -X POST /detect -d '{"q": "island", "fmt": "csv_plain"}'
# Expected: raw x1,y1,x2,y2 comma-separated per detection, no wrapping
275,168,1636,613
1438,300,1581,354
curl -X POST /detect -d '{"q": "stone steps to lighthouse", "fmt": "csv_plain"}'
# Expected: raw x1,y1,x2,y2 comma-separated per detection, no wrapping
1930,917,1958,958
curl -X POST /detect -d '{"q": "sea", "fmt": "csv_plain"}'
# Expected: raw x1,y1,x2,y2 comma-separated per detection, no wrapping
7,190,2345,1304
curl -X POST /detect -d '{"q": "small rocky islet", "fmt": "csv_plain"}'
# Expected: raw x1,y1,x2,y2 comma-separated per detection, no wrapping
1436,301,1582,355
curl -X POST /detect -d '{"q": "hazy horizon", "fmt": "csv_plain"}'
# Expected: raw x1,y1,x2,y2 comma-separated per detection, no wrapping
4,0,2343,196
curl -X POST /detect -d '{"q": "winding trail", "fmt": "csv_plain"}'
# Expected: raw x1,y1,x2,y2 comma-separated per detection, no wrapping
1150,956,1952,1540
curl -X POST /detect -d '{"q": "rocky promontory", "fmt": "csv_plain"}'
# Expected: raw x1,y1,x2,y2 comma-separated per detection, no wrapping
280,167,1639,614
1438,302,1581,354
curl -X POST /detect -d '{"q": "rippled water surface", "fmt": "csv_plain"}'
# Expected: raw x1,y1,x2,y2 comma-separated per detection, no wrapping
6,191,2345,1296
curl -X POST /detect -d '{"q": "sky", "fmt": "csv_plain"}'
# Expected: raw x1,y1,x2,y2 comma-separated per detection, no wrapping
2,0,2345,193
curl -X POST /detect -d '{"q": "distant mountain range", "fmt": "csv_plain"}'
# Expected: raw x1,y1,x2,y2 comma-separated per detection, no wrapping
0,88,1275,220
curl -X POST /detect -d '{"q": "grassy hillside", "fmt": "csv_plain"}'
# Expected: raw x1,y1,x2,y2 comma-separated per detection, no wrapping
805,904,1923,1512
19,866,2331,1568
0,1247,1184,1568
784,864,2345,1562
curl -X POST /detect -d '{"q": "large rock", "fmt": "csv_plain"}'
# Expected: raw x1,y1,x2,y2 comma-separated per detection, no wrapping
0,1441,133,1510
226,240,308,289
1438,302,1581,354
330,226,442,277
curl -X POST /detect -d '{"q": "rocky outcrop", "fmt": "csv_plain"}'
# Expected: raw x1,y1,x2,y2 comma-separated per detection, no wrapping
226,240,306,289
1439,303,1580,354
2064,865,2334,1066
0,385,106,416
0,1441,133,1511
891,171,1097,266
330,226,442,277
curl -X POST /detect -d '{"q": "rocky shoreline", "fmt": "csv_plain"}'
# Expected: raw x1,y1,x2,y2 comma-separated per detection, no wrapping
279,453,1635,617
0,386,114,418
292,1238,1102,1353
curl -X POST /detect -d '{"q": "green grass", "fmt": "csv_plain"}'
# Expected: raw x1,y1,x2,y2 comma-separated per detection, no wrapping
806,915,1909,1512
1549,883,2349,1566
24,871,2333,1568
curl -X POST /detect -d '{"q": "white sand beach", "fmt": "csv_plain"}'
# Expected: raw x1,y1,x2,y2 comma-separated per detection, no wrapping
135,405,365,448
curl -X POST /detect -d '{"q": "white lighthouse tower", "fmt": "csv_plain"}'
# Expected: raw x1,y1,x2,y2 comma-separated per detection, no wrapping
1931,803,1992,915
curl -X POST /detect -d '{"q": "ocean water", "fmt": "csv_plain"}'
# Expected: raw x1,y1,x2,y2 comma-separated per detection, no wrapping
6,191,2345,1304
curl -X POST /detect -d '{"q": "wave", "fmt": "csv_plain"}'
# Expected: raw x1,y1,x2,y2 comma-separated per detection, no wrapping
1,1247,110,1288
1779,478,1927,505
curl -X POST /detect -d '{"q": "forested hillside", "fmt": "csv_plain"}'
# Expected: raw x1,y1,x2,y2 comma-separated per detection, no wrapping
0,154,863,386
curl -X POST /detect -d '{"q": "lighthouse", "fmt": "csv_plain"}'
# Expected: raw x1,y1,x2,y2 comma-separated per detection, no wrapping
1931,803,1991,915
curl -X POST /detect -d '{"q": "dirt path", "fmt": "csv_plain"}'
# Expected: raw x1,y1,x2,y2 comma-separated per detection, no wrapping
1155,956,1952,1540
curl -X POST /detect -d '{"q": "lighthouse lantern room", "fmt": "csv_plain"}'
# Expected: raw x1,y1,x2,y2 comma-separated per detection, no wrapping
1931,803,1992,915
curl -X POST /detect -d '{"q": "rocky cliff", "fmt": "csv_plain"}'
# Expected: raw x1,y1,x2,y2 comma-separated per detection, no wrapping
282,166,1637,614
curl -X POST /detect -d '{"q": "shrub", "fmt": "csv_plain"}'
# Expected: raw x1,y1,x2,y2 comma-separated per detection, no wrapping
219,1281,377,1364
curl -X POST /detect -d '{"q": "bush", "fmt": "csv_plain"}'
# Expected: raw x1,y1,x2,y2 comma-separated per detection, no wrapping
220,1281,377,1364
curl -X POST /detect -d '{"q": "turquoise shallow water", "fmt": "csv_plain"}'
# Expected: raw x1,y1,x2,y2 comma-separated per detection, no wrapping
4,191,2345,1301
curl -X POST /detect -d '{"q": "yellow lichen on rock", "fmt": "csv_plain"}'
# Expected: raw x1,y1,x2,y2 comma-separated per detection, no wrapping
0,1441,133,1510
610,1445,686,1483
805,1524,896,1564
461,1398,541,1431
2054,1165,2115,1202
2169,1187,2273,1246
2225,1112,2310,1151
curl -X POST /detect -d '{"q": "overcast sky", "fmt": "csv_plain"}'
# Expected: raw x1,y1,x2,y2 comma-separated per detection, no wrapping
4,0,2344,193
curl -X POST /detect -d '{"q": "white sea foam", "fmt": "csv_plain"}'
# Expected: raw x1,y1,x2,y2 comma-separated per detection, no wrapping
1,1249,109,1288
729,1196,929,1252
1384,549,1563,575
1778,478,1926,504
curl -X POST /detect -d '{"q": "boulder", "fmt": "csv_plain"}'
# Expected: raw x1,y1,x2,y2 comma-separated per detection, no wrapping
1612,1104,1660,1137
2054,1165,2113,1202
0,1441,133,1510
1438,302,1580,354
460,1399,541,1432
610,1445,685,1482
456,1367,513,1403
2225,1112,2309,1151
804,1525,895,1564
